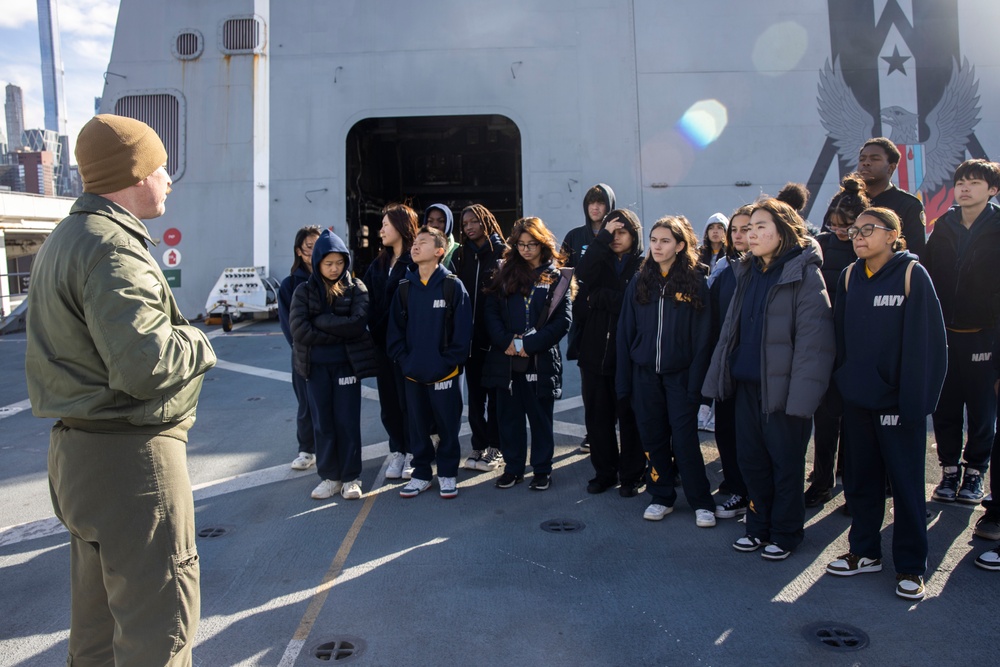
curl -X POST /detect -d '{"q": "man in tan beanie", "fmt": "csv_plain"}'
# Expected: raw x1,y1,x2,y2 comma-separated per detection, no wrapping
25,114,216,666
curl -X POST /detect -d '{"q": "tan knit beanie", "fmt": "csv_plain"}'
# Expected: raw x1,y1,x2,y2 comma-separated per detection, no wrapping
75,115,168,194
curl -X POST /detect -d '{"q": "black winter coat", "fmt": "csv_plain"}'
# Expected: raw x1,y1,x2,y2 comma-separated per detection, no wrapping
289,276,378,381
452,234,505,352
573,228,642,375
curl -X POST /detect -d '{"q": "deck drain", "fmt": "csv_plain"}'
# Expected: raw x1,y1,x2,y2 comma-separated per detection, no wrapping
197,527,228,539
540,518,585,533
312,637,366,662
802,622,869,652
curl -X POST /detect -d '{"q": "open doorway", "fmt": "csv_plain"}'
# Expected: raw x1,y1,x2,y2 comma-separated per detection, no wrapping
346,114,522,274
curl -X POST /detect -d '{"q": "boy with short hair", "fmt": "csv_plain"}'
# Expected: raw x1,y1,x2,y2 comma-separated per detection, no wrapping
923,159,1000,505
387,226,473,498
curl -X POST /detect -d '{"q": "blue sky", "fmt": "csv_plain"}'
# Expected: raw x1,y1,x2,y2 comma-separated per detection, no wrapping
1,0,120,159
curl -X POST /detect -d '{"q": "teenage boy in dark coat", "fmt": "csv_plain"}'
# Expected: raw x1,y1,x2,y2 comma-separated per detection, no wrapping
574,208,646,496
857,138,926,258
922,159,1000,505
387,227,473,499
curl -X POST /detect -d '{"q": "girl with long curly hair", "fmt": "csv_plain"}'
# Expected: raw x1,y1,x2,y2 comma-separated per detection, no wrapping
482,217,572,491
616,216,716,526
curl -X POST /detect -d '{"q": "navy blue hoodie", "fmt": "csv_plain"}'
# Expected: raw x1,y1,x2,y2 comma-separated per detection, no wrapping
304,231,357,367
386,263,472,383
833,251,947,426
615,272,712,401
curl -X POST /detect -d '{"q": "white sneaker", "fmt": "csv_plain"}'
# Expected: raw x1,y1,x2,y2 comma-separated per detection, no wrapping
399,477,432,498
385,452,405,479
439,476,458,499
402,453,415,480
643,503,673,521
340,480,362,500
695,509,717,527
464,450,484,470
311,479,342,499
291,452,316,470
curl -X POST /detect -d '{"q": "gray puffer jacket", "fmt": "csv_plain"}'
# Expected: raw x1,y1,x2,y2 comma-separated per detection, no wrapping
702,239,834,418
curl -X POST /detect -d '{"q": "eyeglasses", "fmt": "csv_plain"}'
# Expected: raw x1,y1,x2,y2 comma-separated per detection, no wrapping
847,223,893,240
515,242,541,250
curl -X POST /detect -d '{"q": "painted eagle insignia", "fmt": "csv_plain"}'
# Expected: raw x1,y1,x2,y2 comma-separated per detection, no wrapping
817,56,981,195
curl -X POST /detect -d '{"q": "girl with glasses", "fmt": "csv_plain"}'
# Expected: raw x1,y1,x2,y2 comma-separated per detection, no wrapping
825,207,946,600
482,217,572,491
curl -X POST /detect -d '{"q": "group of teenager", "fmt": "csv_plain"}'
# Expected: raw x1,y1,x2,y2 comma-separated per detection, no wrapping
276,136,1000,602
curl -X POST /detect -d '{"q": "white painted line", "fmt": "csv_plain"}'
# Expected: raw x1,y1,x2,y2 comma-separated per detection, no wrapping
213,358,381,401
0,399,31,420
0,405,581,548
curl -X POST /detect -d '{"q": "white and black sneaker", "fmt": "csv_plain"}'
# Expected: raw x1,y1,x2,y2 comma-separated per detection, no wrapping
715,494,748,519
464,450,484,471
826,552,882,576
761,544,791,561
475,447,504,472
732,534,767,552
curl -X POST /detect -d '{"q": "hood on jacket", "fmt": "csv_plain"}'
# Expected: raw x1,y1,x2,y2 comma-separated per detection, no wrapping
425,203,455,237
604,208,644,257
311,228,352,282
705,212,729,231
584,183,616,224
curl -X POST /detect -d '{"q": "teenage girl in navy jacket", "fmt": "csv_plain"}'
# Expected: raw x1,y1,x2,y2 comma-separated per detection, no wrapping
289,230,378,501
616,216,716,526
278,225,321,471
483,217,572,491
826,207,946,600
362,204,418,479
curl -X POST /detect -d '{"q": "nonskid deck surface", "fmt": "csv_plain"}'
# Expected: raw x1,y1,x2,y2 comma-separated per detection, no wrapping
0,321,993,666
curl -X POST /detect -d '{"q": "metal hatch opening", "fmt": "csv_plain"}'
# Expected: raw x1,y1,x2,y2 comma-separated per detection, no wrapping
346,114,522,276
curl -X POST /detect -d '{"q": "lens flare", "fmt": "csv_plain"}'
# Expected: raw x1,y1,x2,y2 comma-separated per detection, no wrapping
676,100,728,149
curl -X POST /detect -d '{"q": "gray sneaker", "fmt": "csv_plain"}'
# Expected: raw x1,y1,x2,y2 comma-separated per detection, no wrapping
957,470,985,504
932,466,961,502
475,447,504,472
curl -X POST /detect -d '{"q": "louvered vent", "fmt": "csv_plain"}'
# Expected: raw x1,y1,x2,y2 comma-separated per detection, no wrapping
173,30,203,60
220,16,265,54
113,92,186,180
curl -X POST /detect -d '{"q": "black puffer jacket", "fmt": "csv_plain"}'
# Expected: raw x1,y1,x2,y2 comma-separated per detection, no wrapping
289,231,378,380
572,211,643,375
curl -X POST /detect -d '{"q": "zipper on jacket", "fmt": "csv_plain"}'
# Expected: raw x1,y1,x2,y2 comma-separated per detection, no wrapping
656,286,665,373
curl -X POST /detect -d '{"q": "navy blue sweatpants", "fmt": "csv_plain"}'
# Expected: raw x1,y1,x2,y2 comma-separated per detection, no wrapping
735,382,811,551
933,329,996,473
714,395,747,497
632,366,714,511
291,350,315,455
842,405,928,575
405,376,464,480
465,348,500,451
497,373,554,476
307,363,362,483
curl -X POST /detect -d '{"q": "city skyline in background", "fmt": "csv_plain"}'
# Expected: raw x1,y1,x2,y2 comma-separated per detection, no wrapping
0,0,120,161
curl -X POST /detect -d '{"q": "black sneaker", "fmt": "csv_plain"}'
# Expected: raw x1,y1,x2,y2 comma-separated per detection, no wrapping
529,474,551,491
495,472,524,489
974,512,1000,541
587,478,614,494
619,480,645,497
715,494,748,519
579,435,590,453
804,485,833,508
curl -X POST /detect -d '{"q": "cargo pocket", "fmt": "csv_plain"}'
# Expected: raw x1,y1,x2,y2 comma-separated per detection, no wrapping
170,547,200,655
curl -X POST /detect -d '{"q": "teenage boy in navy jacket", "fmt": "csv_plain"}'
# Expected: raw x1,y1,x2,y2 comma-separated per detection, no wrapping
923,159,1000,505
388,227,473,499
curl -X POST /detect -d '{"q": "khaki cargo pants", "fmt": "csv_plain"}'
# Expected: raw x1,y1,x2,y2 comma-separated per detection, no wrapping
48,419,199,667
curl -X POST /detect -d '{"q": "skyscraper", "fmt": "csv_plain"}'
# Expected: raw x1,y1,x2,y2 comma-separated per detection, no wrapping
36,0,68,137
5,84,25,152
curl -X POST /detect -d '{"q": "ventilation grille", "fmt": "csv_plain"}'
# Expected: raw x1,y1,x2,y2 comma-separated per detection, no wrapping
220,16,265,54
113,92,185,180
173,30,203,60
